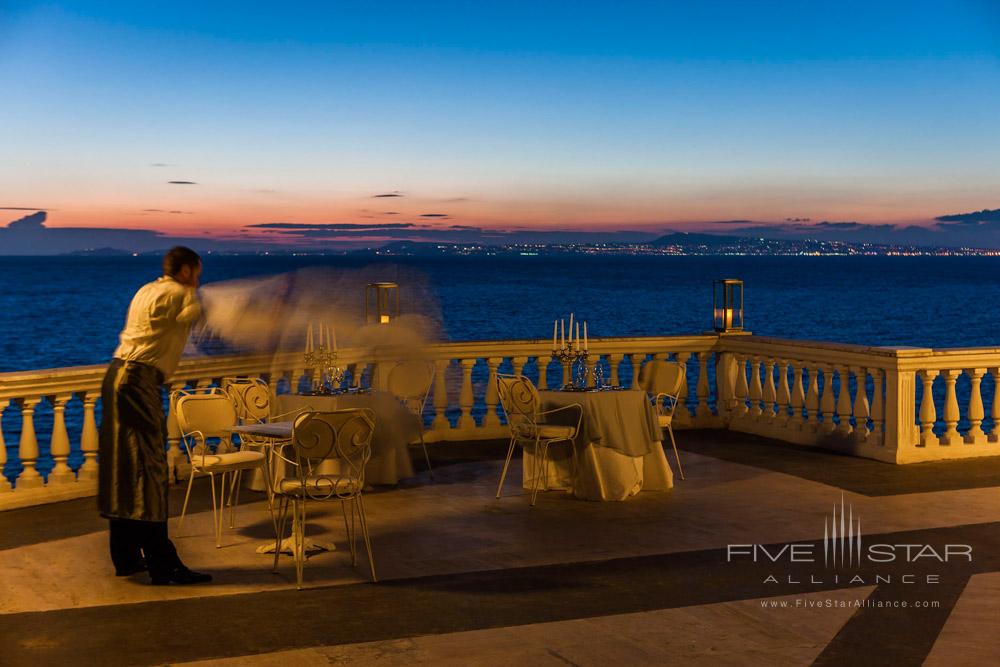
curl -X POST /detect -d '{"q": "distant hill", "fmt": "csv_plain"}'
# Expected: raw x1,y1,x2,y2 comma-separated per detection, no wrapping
63,247,134,256
650,232,749,246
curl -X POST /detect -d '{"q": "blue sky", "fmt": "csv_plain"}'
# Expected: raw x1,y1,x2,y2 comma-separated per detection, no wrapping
1,1,999,246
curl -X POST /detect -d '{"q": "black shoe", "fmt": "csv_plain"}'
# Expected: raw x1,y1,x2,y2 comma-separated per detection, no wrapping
151,567,213,585
115,559,148,577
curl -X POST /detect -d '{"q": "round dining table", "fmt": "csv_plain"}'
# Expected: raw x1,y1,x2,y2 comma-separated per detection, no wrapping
522,388,674,501
277,391,419,485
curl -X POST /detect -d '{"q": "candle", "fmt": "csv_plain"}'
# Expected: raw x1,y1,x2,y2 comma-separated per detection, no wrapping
307,323,314,353
575,322,580,350
568,312,574,348
331,324,338,351
319,321,325,348
552,320,557,351
560,318,565,350
584,321,588,351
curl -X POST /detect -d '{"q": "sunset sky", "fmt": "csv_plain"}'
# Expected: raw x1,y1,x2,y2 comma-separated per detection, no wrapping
2,1,999,245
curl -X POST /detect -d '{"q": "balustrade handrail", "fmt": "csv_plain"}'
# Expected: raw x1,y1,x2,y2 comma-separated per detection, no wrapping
0,334,724,398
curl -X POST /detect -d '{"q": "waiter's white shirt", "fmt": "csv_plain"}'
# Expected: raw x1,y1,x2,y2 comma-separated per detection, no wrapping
113,276,202,378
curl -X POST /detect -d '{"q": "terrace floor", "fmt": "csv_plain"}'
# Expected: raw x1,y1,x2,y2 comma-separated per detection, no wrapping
2,432,1000,666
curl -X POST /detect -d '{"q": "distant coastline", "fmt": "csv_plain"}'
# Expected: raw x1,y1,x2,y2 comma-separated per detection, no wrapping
55,234,1000,258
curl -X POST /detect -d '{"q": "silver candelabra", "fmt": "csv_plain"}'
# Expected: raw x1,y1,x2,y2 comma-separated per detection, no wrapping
552,348,591,389
303,345,345,394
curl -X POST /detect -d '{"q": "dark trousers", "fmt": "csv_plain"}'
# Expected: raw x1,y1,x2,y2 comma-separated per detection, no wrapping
109,518,182,578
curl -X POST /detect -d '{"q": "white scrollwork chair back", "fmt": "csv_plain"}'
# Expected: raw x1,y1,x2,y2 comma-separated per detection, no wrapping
496,373,542,438
283,408,376,500
224,377,272,425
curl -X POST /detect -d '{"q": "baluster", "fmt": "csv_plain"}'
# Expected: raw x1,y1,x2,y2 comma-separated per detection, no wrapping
586,354,598,388
748,357,763,418
918,370,939,447
806,365,820,428
17,397,43,488
674,352,693,423
991,368,1000,443
458,358,477,429
512,356,527,377
762,358,777,419
48,395,74,484
819,365,837,434
78,391,99,480
484,357,502,427
734,355,749,417
851,367,870,442
776,359,791,425
870,369,885,444
964,368,986,445
538,356,549,389
432,359,451,430
609,353,623,387
0,400,10,491
291,367,306,393
836,366,853,436
940,369,962,445
789,361,806,428
696,352,712,420
626,354,640,389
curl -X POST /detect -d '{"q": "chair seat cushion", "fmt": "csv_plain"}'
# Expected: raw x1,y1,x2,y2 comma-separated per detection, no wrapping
192,450,265,471
514,423,576,440
657,414,674,428
277,476,360,496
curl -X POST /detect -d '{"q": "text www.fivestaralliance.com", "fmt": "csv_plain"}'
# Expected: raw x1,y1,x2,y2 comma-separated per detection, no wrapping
761,598,940,609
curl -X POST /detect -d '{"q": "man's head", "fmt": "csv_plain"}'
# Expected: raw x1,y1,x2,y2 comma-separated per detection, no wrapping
163,246,202,288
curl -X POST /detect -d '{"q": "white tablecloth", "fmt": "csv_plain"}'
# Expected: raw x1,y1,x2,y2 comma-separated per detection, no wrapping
522,389,673,501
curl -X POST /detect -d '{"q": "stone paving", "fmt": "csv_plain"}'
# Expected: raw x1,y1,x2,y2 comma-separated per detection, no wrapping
1,432,999,666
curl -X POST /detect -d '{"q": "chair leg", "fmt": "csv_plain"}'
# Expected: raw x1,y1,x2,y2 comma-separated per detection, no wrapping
261,462,278,539
419,430,434,481
530,438,547,507
495,437,517,499
356,495,377,582
177,468,197,535
229,470,243,529
668,425,685,480
209,472,222,548
294,499,306,590
341,499,358,566
272,495,290,573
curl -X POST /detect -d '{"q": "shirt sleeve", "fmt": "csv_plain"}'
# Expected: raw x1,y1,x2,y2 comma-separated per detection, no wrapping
175,287,203,325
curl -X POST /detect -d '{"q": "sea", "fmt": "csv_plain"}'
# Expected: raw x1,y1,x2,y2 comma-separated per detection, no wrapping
1,254,999,374
2,254,998,479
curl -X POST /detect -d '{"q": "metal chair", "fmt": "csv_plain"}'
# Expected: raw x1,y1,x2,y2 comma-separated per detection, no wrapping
223,376,311,507
386,360,435,478
273,408,377,588
495,374,582,506
173,389,268,547
638,359,686,480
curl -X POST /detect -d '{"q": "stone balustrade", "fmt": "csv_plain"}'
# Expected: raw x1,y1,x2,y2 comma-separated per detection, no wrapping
3,333,1000,509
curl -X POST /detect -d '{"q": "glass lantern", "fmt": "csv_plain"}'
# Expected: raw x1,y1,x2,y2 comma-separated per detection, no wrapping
365,282,399,325
713,279,744,333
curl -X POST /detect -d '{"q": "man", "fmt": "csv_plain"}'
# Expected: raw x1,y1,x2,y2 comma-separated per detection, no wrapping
98,246,211,585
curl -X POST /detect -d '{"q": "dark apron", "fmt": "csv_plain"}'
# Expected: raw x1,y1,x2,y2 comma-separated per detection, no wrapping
98,358,170,521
